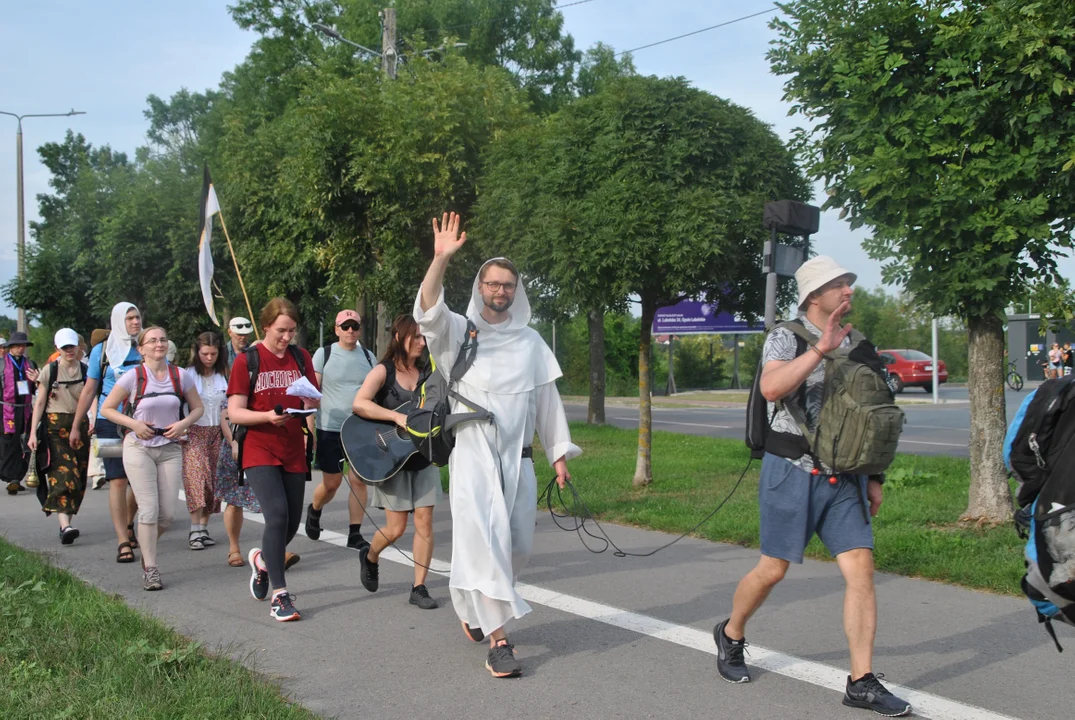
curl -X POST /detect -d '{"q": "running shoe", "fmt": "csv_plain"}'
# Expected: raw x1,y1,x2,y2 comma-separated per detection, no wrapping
248,548,269,601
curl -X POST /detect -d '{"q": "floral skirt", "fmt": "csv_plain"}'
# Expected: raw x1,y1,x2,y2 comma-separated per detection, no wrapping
41,413,90,516
183,425,222,515
216,435,261,513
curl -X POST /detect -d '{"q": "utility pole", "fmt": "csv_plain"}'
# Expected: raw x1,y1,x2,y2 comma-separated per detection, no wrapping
381,8,397,80
0,109,85,333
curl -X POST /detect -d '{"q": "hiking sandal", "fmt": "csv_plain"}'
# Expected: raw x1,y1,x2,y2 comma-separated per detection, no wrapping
116,542,135,563
127,523,139,549
227,550,245,567
189,531,205,551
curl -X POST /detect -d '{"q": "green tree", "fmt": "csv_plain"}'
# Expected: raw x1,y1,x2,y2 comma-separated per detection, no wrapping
480,75,808,486
770,0,1075,521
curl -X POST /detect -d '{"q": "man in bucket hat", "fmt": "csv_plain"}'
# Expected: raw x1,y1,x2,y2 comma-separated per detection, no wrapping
713,256,911,717
1,331,39,494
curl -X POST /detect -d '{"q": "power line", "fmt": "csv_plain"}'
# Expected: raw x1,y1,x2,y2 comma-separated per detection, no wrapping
617,6,779,56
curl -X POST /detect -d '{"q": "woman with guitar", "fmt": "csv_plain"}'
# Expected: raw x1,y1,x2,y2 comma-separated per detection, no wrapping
353,314,443,610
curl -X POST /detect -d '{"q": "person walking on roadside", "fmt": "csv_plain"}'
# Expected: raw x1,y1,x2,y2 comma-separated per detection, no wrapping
1048,343,1062,380
713,256,911,717
227,298,320,622
27,328,90,543
304,309,374,550
217,402,262,568
1063,342,1073,377
226,317,253,368
101,326,204,591
1,332,39,494
183,332,229,551
354,314,442,610
71,303,144,563
414,213,579,678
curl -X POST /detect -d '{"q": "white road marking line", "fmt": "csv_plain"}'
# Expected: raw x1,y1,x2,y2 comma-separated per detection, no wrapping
214,492,1013,720
604,414,731,430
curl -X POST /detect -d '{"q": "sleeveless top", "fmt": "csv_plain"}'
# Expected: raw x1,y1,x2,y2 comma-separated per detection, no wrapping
373,360,431,471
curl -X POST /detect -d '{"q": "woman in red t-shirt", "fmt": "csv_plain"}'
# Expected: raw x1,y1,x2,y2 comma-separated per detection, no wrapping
227,298,320,622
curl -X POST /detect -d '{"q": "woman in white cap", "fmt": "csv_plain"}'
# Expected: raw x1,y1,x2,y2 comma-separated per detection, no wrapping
28,328,91,544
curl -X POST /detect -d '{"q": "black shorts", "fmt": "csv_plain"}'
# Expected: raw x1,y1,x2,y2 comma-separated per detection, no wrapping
315,430,347,474
96,417,127,481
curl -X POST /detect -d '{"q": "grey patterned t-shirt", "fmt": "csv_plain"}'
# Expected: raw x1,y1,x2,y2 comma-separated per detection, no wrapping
761,316,851,472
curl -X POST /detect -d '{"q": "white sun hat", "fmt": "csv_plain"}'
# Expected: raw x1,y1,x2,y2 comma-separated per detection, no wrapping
795,255,857,309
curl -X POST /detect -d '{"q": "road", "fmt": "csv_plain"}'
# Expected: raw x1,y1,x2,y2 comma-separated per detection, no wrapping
0,473,1068,720
566,385,1037,458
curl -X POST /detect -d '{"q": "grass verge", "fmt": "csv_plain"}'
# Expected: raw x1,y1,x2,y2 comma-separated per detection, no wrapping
0,537,315,719
524,423,1023,595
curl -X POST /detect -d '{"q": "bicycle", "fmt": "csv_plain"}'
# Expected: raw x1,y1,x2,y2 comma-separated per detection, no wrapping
1006,361,1024,391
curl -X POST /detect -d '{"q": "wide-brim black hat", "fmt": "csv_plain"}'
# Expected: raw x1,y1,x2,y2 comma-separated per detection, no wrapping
2,331,33,347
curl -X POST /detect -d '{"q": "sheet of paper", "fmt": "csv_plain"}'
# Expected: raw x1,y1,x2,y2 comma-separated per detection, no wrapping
286,376,323,400
285,408,317,416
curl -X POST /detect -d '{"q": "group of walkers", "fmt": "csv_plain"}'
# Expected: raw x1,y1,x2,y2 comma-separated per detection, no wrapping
3,212,922,714
1046,342,1074,379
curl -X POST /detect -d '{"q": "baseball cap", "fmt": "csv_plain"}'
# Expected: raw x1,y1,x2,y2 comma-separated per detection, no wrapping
335,310,361,326
229,317,254,335
54,328,80,349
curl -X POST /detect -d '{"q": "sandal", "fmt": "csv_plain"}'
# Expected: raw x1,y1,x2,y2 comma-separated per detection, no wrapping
227,550,245,567
116,541,135,563
127,523,139,549
189,531,205,551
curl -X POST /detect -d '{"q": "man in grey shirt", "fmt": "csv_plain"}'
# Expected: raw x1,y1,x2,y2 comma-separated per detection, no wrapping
714,256,910,717
304,310,375,549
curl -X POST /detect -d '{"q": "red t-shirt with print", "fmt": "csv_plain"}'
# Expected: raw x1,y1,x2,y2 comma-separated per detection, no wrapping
227,344,318,472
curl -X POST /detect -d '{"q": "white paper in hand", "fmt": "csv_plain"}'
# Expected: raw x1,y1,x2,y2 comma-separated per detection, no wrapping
285,408,317,416
286,376,323,400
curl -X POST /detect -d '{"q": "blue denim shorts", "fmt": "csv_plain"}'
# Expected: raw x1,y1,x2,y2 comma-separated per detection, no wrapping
95,417,127,481
758,453,874,564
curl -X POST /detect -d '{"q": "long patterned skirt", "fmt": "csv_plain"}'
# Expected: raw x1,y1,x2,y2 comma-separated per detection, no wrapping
41,413,90,516
183,425,222,515
216,436,261,513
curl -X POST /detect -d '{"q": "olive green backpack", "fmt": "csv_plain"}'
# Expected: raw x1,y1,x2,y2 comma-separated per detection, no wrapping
776,322,905,475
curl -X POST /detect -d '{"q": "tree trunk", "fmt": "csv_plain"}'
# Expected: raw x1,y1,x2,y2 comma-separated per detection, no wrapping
633,299,656,487
963,313,1012,523
587,307,606,424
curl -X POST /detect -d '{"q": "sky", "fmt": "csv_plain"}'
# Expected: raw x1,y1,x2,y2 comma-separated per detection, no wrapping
2,0,1072,319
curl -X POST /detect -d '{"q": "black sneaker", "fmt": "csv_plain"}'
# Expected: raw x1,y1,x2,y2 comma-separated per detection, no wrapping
60,526,80,545
843,673,912,717
713,619,751,684
486,640,522,678
358,546,379,592
248,548,269,601
270,591,301,622
461,621,485,643
305,504,322,540
346,531,370,551
409,584,438,609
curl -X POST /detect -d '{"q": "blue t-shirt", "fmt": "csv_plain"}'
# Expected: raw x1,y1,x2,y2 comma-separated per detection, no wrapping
87,343,142,418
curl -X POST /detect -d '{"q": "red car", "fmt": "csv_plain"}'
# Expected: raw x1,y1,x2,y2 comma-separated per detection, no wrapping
878,349,948,393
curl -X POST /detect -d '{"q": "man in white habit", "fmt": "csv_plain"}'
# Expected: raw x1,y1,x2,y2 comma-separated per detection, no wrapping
413,212,580,679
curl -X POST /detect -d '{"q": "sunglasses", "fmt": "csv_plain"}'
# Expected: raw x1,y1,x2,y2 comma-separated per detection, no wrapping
231,323,253,331
338,321,361,331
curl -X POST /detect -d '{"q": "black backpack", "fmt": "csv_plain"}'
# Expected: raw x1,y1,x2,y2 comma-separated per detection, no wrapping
1008,376,1075,651
233,345,313,481
745,319,811,461
405,320,493,466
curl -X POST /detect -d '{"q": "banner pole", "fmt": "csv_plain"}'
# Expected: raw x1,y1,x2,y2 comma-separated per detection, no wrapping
215,211,260,341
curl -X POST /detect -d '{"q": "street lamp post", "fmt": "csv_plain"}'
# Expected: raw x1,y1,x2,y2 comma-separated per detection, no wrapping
0,109,86,333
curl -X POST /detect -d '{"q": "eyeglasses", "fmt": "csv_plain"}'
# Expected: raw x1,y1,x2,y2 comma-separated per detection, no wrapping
481,281,517,293
339,321,361,331
142,337,169,346
231,323,252,331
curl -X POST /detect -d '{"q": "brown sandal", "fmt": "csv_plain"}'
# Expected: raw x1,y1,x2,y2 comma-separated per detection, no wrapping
127,523,139,549
117,542,135,563
227,551,245,567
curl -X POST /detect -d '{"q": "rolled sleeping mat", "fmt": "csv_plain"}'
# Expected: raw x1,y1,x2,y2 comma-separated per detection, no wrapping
96,437,124,458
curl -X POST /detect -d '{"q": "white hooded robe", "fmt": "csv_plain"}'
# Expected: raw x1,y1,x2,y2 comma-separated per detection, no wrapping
413,262,581,633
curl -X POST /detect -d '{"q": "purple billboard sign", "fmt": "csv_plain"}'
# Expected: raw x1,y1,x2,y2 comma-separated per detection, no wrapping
651,300,762,335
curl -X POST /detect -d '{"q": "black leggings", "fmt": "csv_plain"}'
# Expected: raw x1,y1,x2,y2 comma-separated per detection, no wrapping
245,466,305,589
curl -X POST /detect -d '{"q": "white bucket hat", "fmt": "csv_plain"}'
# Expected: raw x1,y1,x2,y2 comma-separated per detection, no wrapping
795,255,857,309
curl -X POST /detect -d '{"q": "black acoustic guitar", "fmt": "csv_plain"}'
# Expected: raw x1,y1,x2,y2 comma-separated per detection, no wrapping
340,402,428,484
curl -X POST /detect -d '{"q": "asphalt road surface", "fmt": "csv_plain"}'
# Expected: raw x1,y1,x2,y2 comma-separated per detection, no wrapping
2,468,1070,720
566,385,1037,458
